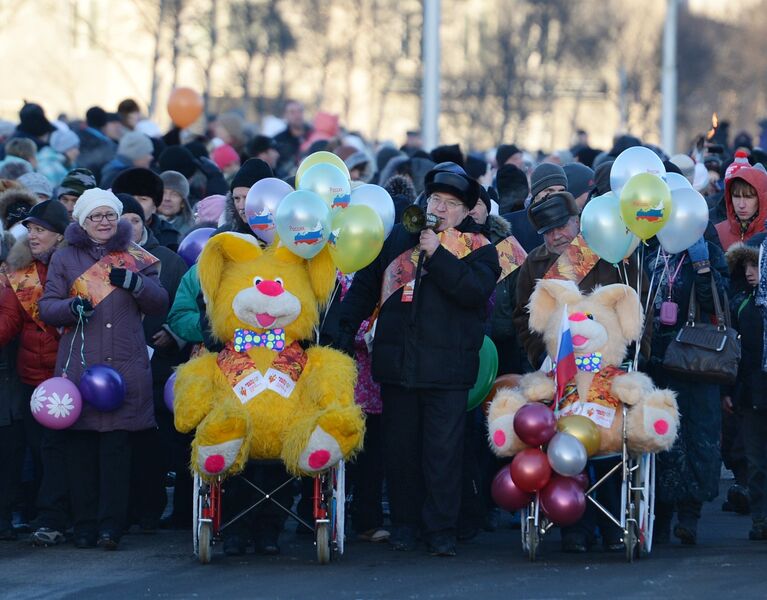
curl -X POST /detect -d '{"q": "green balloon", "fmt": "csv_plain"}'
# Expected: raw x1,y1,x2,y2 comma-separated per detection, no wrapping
467,336,498,411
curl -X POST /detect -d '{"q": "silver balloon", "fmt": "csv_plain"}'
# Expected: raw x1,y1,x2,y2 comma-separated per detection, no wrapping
656,187,709,254
581,192,635,264
610,146,666,197
665,172,693,192
244,177,294,244
350,184,395,239
547,432,588,477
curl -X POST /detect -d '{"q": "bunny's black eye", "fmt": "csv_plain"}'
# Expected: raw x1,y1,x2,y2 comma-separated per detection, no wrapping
586,313,594,320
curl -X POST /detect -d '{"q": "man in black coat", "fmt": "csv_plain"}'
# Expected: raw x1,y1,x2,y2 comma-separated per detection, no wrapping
334,163,500,556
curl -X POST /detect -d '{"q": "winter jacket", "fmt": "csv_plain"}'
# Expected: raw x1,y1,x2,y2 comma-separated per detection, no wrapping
36,146,69,187
213,192,252,236
715,167,767,250
99,155,133,189
0,339,23,427
336,217,501,390
147,215,180,252
502,210,543,253
166,264,204,343
76,127,116,182
513,241,651,369
39,220,168,432
0,237,61,386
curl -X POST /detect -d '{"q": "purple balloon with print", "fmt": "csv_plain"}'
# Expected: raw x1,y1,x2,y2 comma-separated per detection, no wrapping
164,371,177,413
79,364,126,412
178,227,215,267
30,377,82,430
244,177,294,244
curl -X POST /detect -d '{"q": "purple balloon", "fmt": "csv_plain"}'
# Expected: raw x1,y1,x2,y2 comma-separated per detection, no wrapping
79,365,126,412
244,178,294,244
30,377,82,430
513,403,557,447
540,476,587,526
572,471,591,491
164,371,177,413
178,227,215,267
491,465,533,511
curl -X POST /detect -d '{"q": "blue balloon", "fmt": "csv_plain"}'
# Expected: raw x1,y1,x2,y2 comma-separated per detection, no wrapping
274,190,331,259
79,364,126,412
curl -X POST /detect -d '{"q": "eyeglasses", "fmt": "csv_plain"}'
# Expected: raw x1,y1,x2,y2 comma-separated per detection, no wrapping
87,212,119,223
427,194,464,210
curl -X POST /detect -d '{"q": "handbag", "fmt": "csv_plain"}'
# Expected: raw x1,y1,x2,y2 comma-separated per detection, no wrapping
662,272,741,385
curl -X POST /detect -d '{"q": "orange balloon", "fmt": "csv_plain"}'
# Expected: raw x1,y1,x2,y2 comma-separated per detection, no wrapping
167,88,204,128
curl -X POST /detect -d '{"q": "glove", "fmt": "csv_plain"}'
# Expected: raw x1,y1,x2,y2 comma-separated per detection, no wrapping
109,267,143,292
686,237,710,273
70,297,95,320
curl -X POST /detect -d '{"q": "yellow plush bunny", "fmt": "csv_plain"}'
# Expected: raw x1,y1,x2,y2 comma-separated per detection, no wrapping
487,279,679,457
174,232,364,479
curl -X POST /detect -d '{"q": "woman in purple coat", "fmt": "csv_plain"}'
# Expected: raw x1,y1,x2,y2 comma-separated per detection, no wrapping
39,188,168,550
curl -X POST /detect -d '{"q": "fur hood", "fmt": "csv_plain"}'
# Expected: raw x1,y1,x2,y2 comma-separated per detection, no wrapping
64,218,133,253
5,235,35,271
726,242,759,293
222,192,252,235
484,214,512,243
0,189,38,228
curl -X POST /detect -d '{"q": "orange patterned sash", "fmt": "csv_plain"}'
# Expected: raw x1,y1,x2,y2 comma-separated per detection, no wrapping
5,264,46,331
70,244,159,306
495,235,527,283
543,233,601,284
556,366,626,428
380,228,490,307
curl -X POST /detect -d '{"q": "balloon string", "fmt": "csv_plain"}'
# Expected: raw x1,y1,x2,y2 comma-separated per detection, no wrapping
63,305,85,377
317,276,342,345
632,243,646,372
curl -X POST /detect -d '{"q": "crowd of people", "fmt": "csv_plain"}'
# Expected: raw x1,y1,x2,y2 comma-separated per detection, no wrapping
0,97,765,558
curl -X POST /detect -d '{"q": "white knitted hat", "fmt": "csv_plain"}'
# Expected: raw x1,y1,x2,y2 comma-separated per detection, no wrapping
72,188,123,226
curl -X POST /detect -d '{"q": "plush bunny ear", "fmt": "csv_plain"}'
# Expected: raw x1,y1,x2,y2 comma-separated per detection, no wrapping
198,233,263,304
272,240,337,305
528,279,582,333
591,284,643,341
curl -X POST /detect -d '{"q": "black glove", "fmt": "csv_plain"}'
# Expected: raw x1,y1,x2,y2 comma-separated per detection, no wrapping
70,297,95,320
109,267,142,292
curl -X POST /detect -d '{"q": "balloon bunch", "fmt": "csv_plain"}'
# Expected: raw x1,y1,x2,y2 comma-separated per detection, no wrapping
256,151,395,273
491,406,601,527
581,146,709,262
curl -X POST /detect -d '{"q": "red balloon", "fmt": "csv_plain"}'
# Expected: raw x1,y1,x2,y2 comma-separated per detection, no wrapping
513,403,556,447
491,465,533,511
510,448,552,493
572,471,590,491
539,476,587,526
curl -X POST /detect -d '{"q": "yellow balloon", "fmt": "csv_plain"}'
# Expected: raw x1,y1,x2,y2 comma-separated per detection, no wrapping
619,173,672,241
557,415,601,457
327,205,384,273
295,151,351,188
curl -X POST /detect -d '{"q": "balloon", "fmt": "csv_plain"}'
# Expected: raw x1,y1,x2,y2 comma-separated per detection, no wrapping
581,192,636,264
665,172,693,192
350,184,396,238
79,365,126,412
298,163,351,209
244,178,294,244
167,87,204,128
491,465,533,511
30,377,82,430
656,187,709,254
274,190,331,259
327,205,384,273
467,336,499,410
546,432,588,477
295,151,351,189
623,235,641,259
539,476,587,526
619,173,672,241
178,227,215,267
164,372,176,413
510,448,552,493
572,471,590,491
610,146,666,197
512,403,556,447
557,415,601,457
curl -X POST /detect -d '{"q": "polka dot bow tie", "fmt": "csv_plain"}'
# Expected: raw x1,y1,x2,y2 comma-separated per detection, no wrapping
233,328,286,352
575,352,602,373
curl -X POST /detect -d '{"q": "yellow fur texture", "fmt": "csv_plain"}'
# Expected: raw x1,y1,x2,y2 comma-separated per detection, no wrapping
174,233,364,479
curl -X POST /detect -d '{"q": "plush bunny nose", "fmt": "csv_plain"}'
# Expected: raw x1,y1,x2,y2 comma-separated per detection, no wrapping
256,280,284,296
569,312,587,322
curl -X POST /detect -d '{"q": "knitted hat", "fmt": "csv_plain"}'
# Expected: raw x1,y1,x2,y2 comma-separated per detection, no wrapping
18,103,55,136
530,163,568,199
17,172,53,199
111,167,164,206
496,144,522,167
72,188,123,226
158,145,198,179
85,106,120,129
117,131,153,161
430,144,463,167
563,163,595,199
22,199,69,234
160,170,190,200
230,158,273,191
115,193,145,224
593,161,614,196
424,163,480,209
212,144,240,171
195,194,227,225
57,168,97,198
527,191,579,234
478,186,492,213
247,135,277,157
49,129,80,154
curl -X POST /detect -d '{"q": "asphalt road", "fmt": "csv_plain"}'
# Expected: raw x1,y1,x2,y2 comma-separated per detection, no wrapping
2,481,767,600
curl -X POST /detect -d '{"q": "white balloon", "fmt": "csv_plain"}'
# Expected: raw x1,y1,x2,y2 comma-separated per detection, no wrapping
665,172,693,192
610,146,666,197
656,187,709,254
349,184,395,239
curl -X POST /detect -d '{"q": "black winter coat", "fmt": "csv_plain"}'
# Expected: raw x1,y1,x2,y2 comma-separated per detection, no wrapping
148,215,180,252
336,217,500,390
